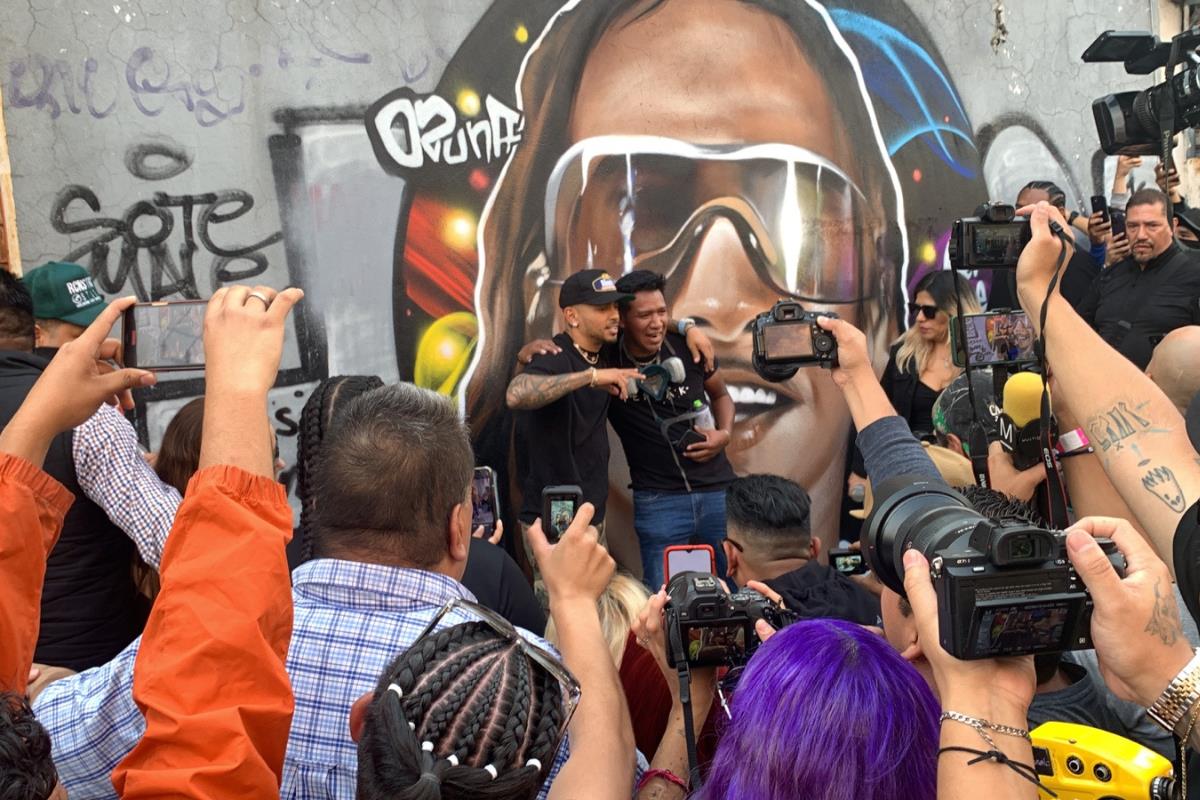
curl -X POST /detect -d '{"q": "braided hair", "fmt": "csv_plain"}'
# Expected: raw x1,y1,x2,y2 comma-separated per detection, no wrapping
295,375,384,563
356,622,567,800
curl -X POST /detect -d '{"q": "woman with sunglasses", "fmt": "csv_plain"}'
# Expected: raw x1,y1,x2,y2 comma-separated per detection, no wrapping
848,271,981,496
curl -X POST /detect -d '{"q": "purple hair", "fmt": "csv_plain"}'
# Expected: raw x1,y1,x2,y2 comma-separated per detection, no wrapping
695,619,939,800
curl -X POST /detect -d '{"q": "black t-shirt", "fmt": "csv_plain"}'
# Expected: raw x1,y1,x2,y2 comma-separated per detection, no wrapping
515,332,614,524
1077,243,1200,370
1174,500,1200,626
607,332,736,494
461,537,546,635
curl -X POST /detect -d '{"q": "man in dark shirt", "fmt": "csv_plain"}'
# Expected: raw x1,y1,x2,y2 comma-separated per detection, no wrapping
608,270,736,588
1078,188,1200,370
721,473,879,625
506,269,640,599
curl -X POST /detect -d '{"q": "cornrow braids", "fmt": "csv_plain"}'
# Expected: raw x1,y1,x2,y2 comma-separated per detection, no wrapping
296,375,383,563
356,622,566,800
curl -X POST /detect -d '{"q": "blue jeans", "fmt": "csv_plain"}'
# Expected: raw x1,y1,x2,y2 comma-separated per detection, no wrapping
634,489,728,590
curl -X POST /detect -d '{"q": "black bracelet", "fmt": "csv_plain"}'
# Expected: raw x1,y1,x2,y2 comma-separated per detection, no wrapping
937,746,1056,798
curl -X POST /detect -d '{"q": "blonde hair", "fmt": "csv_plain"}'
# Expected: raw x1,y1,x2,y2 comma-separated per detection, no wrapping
895,271,981,376
545,572,651,667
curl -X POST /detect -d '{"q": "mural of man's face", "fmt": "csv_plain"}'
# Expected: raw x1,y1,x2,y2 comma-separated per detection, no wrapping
567,0,878,540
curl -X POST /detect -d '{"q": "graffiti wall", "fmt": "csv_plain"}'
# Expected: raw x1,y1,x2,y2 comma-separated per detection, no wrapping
0,0,1160,560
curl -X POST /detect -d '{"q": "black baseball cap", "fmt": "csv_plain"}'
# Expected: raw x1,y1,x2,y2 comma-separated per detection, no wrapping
558,269,633,308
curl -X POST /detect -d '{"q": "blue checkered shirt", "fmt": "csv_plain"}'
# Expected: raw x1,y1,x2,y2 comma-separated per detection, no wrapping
73,403,181,567
34,559,568,798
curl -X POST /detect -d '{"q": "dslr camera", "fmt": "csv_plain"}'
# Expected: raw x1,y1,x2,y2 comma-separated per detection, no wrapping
664,572,794,668
750,300,838,382
948,202,1032,270
863,478,1125,660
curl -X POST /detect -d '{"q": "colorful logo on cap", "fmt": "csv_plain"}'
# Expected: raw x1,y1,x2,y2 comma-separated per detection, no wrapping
591,273,618,292
66,276,103,310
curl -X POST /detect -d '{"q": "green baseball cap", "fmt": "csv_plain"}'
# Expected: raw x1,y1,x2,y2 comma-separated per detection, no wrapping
22,261,107,326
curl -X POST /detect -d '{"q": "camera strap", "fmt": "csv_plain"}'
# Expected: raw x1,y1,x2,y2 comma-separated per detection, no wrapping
1034,224,1076,529
950,268,992,489
669,623,704,789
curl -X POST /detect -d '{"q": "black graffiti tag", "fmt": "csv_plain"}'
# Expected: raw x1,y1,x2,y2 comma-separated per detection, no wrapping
50,144,282,300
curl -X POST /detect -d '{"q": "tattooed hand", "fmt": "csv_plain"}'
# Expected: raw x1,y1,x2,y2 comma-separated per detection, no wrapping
1066,516,1194,707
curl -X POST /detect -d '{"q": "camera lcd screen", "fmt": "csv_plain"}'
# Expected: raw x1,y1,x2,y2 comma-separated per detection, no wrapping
970,598,1072,658
832,553,864,575
762,323,813,360
128,302,206,370
685,622,750,666
970,223,1026,266
960,311,1036,367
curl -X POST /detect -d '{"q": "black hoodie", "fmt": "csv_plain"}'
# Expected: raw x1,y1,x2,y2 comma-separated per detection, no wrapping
765,560,881,626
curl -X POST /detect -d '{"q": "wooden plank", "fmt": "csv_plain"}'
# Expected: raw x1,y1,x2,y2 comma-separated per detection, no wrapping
0,83,21,275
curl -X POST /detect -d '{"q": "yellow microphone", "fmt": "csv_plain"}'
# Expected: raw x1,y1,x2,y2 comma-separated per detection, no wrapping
999,372,1050,469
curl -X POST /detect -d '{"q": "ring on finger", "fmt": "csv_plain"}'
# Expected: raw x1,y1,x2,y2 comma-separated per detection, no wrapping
247,291,271,308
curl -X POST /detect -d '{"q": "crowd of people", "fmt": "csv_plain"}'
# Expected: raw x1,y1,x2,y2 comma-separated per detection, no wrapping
4,104,1200,800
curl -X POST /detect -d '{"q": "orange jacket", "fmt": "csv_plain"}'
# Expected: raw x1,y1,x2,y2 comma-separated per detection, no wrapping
0,453,73,694
110,465,295,799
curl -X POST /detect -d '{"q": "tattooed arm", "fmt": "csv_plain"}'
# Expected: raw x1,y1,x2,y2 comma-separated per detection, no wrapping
1015,202,1200,573
505,367,642,410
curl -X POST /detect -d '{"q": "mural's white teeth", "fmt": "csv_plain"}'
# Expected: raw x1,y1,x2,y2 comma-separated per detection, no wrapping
727,385,779,407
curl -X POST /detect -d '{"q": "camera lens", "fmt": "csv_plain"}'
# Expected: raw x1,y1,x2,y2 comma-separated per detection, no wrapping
861,477,987,595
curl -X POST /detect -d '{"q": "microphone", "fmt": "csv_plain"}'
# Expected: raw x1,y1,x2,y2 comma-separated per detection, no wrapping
998,372,1053,471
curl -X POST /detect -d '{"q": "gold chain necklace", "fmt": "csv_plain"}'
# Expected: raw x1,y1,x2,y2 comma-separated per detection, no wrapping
573,342,600,365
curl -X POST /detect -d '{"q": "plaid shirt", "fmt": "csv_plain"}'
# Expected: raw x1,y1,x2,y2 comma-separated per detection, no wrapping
34,560,568,799
72,403,180,567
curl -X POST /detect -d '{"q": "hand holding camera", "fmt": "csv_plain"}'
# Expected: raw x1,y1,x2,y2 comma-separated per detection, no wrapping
204,285,305,399
749,300,838,382
632,587,717,705
1065,516,1194,707
1014,201,1074,325
1105,232,1132,266
902,547,1038,720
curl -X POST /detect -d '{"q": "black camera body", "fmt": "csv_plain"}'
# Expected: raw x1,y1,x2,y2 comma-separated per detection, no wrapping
664,572,793,668
948,203,1032,270
864,478,1126,660
750,300,838,382
1083,30,1200,155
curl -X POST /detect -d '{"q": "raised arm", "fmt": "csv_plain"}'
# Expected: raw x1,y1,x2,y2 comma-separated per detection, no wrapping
527,503,635,800
1014,202,1200,572
112,285,303,800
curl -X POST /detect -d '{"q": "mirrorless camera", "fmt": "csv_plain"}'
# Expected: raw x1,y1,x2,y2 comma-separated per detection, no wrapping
750,300,838,382
863,477,1126,660
948,202,1032,270
664,572,794,668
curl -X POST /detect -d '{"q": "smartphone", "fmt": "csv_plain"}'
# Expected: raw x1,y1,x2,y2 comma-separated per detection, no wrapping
951,310,1038,368
1110,208,1127,239
675,428,706,454
471,466,500,538
1090,195,1109,224
829,548,867,576
123,300,207,371
541,485,582,543
664,544,716,582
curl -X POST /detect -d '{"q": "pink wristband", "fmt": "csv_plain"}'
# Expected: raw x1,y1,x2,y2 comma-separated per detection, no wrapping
637,768,688,792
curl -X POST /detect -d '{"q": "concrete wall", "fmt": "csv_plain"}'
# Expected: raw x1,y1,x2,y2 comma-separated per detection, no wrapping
0,0,1164,531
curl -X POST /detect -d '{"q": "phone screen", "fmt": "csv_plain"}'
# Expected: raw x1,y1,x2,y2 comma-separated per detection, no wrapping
959,312,1036,367
548,498,576,537
471,468,498,534
1111,209,1127,238
664,546,715,581
127,302,206,370
830,551,865,576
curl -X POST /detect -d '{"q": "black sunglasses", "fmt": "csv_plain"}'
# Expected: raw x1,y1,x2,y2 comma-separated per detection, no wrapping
907,302,940,320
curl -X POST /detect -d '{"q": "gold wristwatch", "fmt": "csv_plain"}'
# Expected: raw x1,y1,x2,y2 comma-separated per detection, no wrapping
1147,649,1200,738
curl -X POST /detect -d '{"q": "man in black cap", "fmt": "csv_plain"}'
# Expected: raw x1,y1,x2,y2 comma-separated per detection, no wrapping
506,270,640,597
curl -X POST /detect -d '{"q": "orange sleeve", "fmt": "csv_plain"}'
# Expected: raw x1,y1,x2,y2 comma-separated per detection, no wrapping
111,466,295,800
0,452,73,694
